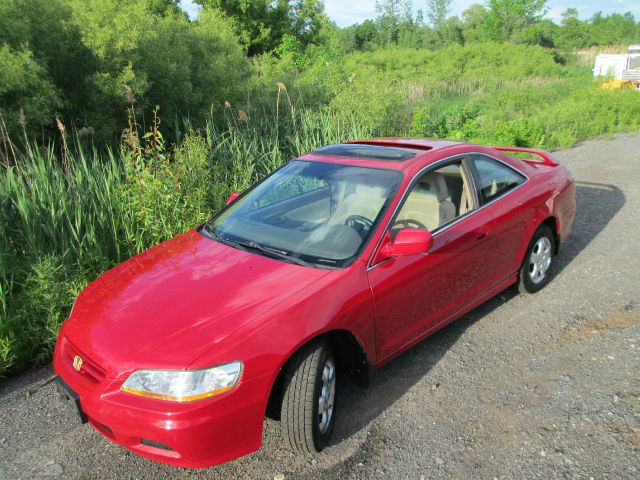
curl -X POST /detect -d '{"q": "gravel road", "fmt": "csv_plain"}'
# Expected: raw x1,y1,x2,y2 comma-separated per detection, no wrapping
1,134,639,480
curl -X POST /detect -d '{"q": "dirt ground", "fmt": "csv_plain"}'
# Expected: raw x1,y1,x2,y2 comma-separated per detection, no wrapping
1,133,639,479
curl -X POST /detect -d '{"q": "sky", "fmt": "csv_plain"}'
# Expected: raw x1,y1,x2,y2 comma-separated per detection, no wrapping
179,1,640,26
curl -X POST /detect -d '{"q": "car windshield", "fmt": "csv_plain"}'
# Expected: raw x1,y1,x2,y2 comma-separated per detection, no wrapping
201,161,403,268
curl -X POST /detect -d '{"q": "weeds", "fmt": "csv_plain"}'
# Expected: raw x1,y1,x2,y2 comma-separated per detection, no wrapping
0,106,374,377
1,43,640,377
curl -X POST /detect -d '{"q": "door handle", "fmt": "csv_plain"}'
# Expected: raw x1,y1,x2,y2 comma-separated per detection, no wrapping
476,232,488,241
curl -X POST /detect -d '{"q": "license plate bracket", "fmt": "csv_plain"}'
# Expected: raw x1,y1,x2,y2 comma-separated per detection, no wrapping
55,376,88,424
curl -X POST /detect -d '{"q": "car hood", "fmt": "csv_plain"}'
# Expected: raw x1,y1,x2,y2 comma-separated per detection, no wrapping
63,229,331,377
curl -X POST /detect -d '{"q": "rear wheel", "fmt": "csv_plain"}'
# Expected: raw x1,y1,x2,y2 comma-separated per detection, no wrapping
281,339,336,453
518,225,555,294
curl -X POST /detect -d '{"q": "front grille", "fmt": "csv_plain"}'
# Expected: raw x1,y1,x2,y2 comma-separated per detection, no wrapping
62,337,106,384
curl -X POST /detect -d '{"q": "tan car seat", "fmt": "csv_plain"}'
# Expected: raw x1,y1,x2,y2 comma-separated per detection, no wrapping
395,172,456,231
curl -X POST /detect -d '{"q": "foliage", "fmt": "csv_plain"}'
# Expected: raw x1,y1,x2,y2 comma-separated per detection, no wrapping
337,1,639,51
0,107,374,377
197,0,328,56
0,45,61,139
0,0,251,144
2,1,640,379
556,10,639,51
410,77,640,149
425,0,451,31
69,1,251,142
481,0,548,41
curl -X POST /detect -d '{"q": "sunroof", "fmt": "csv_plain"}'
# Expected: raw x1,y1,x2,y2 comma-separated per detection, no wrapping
312,143,418,162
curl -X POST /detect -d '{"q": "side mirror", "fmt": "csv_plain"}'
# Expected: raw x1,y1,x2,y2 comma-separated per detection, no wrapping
375,228,432,264
226,192,240,205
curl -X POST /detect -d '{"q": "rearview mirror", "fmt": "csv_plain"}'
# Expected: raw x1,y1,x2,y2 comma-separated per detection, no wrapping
226,192,240,205
375,228,432,264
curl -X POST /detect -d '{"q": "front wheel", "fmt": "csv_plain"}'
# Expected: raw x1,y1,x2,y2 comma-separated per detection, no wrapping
281,339,336,453
518,225,555,294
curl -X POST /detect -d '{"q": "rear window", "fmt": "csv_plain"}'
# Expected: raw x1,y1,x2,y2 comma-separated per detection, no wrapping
471,156,526,203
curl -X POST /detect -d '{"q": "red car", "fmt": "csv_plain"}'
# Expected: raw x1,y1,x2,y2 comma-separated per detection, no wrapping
53,139,575,468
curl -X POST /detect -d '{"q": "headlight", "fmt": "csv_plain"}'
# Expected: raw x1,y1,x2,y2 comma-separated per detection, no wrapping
120,361,243,402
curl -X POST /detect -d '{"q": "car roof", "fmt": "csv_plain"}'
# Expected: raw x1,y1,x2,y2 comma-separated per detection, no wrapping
298,138,466,171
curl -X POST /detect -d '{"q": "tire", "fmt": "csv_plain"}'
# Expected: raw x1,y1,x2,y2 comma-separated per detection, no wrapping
518,224,555,294
281,339,336,453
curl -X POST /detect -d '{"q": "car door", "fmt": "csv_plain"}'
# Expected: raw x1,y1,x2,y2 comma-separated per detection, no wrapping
466,154,530,284
367,157,496,361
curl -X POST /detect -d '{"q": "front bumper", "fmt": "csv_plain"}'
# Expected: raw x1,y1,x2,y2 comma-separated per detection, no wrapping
53,336,270,468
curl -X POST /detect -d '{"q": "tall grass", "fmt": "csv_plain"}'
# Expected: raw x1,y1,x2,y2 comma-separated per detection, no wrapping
1,61,640,376
0,108,372,377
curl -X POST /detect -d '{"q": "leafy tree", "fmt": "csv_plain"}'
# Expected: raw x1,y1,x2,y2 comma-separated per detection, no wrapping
425,0,451,32
553,9,639,50
345,20,380,51
69,0,251,141
0,45,61,139
0,0,95,136
375,0,415,45
482,0,547,41
589,11,638,46
517,18,557,47
198,1,327,55
144,0,184,16
198,1,289,55
289,0,329,46
461,4,489,42
556,8,588,50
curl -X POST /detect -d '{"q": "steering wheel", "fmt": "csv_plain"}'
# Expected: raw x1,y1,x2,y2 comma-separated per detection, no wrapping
393,218,428,230
344,215,373,237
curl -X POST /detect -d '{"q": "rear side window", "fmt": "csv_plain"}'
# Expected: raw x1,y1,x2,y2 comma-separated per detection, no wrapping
471,156,526,204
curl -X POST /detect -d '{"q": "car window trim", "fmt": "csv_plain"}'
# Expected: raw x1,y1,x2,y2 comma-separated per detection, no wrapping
367,152,529,270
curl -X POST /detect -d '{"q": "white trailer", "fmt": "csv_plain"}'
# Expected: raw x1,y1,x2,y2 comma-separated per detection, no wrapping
622,45,640,81
593,45,640,80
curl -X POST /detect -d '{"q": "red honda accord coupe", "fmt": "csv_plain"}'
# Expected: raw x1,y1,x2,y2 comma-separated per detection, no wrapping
54,139,575,468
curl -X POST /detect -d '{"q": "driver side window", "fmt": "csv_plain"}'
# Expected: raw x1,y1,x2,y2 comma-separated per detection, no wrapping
392,161,475,235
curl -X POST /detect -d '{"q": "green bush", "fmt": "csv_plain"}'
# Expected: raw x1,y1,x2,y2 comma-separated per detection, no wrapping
2,33,640,378
0,108,374,377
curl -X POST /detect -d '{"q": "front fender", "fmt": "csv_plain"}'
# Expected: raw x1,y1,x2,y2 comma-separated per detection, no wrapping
188,259,375,389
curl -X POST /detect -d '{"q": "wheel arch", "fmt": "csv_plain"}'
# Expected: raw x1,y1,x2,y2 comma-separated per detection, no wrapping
540,216,560,254
265,329,372,420
518,214,560,268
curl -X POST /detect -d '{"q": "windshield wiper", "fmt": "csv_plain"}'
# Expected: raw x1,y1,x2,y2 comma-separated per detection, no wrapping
201,226,326,268
235,241,309,266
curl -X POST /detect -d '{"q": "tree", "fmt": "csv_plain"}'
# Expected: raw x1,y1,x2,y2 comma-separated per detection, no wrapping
374,0,416,46
482,0,547,41
0,45,61,139
517,18,557,47
197,1,327,56
69,0,251,140
353,20,379,50
144,0,183,16
290,0,329,46
425,0,451,31
589,11,638,46
0,0,95,138
461,4,488,42
556,8,588,50
196,1,287,55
